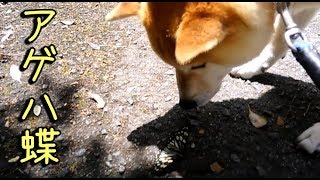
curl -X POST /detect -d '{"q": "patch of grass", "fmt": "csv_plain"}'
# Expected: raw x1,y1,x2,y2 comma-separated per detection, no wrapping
62,66,70,76
69,162,77,174
3,86,12,96
77,97,86,108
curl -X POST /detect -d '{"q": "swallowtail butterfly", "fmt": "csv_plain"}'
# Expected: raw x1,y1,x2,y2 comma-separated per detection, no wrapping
154,126,189,171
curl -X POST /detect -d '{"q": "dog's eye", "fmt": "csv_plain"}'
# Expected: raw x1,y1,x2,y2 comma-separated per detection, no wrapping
191,63,206,70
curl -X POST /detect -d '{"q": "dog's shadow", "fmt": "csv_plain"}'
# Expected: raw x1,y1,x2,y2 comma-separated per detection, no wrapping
127,73,320,177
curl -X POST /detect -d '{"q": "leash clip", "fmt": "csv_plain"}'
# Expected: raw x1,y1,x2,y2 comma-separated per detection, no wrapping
276,2,307,52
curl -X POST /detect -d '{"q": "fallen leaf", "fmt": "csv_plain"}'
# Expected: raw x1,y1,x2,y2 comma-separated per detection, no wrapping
165,96,172,102
127,98,134,105
5,9,12,14
103,106,108,112
4,121,9,128
33,105,41,116
61,20,75,26
1,29,13,44
198,128,205,135
88,92,105,109
126,87,135,93
210,162,224,173
8,156,19,163
88,42,101,50
248,105,267,128
276,116,285,126
5,25,13,29
9,64,22,82
164,70,175,75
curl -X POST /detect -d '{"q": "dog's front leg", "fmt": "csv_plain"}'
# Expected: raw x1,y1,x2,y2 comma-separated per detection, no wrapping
230,6,319,79
297,122,320,154
229,14,288,79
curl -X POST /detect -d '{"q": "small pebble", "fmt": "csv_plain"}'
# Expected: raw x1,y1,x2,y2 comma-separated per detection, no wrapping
8,156,19,163
4,121,9,128
165,96,172,102
75,148,86,157
101,129,107,135
230,154,240,163
118,165,125,174
256,166,266,177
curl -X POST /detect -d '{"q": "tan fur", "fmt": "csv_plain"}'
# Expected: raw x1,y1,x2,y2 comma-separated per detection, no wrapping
105,2,320,106
106,2,320,155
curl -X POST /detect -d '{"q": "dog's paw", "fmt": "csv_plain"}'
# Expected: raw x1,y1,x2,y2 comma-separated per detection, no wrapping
229,61,266,79
297,122,320,154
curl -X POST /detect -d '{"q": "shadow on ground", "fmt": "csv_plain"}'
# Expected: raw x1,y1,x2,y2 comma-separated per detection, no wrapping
0,75,82,177
65,137,110,178
2,72,320,178
127,73,320,178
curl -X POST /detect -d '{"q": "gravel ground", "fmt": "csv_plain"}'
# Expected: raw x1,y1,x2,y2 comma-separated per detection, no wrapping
0,2,320,178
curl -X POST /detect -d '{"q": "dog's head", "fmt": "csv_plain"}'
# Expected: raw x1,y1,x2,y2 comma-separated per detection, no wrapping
106,2,275,109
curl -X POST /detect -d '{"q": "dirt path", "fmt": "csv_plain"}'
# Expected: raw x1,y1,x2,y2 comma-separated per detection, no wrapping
0,2,320,178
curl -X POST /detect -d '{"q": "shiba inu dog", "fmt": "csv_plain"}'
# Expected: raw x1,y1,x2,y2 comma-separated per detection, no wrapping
105,2,320,154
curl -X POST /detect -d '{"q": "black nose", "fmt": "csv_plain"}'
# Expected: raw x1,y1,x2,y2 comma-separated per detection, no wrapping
179,99,197,110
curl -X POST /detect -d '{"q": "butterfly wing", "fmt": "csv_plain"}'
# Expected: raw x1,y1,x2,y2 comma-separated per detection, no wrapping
154,126,189,171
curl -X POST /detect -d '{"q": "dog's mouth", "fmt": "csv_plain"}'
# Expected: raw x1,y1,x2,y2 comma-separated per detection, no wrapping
178,93,213,110
178,99,198,110
178,87,220,110
178,98,211,110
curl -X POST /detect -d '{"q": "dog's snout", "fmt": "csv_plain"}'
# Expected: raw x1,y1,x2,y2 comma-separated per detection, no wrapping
179,99,197,110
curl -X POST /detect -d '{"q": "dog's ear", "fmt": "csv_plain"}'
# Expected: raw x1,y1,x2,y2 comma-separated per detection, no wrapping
175,17,228,65
105,2,141,21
